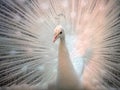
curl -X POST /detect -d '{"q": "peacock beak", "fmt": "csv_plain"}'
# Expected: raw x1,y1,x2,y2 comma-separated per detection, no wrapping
53,34,58,43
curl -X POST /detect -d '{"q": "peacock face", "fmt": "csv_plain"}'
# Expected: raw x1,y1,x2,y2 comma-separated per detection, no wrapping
53,25,64,43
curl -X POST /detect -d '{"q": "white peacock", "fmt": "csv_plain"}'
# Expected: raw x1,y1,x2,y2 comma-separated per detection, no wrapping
0,0,120,90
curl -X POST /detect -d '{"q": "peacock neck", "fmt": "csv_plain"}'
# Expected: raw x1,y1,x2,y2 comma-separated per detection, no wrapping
57,36,80,90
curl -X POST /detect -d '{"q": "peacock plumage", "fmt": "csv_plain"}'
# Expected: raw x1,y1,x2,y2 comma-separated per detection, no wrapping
0,0,120,90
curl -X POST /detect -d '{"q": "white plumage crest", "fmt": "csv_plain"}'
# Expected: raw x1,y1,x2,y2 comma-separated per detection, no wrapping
54,25,63,31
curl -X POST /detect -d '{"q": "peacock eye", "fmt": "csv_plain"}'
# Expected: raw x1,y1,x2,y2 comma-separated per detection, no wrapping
60,31,62,34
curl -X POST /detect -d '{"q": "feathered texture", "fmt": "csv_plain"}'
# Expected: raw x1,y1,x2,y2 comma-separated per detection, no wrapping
0,0,120,90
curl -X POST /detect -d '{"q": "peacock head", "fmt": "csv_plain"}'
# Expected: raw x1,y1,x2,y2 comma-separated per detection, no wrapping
53,25,64,43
